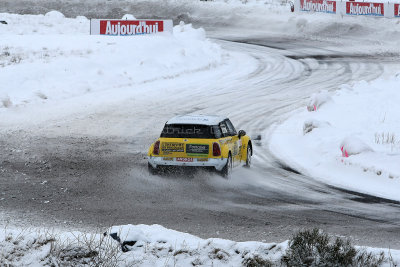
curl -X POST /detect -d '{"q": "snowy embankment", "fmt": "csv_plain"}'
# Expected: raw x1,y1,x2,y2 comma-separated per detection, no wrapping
2,224,400,266
270,75,400,201
0,12,225,124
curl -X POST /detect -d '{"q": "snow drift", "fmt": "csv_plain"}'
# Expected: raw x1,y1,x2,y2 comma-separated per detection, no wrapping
1,224,399,266
270,75,400,201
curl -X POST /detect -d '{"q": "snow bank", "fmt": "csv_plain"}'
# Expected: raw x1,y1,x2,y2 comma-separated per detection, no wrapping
270,75,400,201
0,12,224,115
1,224,399,266
0,225,287,266
106,224,286,266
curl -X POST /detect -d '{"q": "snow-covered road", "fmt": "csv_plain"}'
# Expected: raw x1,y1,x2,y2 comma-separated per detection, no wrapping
1,1,400,250
2,35,400,249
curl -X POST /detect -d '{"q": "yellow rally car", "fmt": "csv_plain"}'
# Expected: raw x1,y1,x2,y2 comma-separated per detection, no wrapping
147,115,252,177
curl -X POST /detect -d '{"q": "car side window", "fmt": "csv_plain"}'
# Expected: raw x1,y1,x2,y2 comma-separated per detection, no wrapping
212,125,222,139
225,119,237,136
219,121,229,138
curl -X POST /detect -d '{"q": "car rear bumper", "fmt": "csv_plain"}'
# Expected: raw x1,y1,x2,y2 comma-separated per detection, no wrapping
148,156,227,171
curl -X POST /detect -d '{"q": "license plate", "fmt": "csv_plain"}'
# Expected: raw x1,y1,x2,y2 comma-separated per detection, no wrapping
176,157,193,162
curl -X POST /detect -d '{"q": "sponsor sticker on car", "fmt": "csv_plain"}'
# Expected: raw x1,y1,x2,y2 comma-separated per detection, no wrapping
186,144,209,157
162,143,184,153
176,157,193,162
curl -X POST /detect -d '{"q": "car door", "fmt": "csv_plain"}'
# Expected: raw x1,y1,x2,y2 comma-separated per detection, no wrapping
224,119,241,166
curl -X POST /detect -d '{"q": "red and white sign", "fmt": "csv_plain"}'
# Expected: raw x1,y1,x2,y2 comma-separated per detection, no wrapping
300,0,336,13
90,19,173,36
346,2,384,16
395,4,400,17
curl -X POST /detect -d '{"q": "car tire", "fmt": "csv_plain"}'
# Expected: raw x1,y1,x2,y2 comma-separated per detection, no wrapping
220,154,232,178
245,145,252,167
148,162,158,175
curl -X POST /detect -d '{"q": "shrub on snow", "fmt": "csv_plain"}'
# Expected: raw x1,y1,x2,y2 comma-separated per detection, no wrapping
282,228,385,267
340,136,373,157
307,90,331,111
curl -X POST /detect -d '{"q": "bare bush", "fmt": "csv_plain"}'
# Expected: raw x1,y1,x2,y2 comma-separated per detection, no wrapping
1,227,124,267
375,132,397,145
243,253,273,267
282,228,386,267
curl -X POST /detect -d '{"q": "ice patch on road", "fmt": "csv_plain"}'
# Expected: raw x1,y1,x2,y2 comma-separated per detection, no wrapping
270,74,400,201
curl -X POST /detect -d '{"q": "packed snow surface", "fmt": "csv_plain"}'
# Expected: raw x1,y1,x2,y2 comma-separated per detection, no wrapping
1,224,400,266
270,75,400,201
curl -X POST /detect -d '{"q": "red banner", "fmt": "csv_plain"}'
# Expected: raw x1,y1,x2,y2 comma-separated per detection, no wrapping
346,2,384,16
99,20,165,35
300,0,336,13
395,4,400,17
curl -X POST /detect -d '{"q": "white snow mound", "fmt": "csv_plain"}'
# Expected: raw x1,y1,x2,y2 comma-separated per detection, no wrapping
45,10,65,19
307,90,331,111
122,14,136,20
340,136,373,156
106,224,288,266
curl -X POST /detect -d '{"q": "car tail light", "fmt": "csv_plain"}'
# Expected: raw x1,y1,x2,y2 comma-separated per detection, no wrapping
153,141,160,155
213,142,221,157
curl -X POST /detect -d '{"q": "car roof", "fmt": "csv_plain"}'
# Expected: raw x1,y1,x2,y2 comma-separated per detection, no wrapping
166,114,227,126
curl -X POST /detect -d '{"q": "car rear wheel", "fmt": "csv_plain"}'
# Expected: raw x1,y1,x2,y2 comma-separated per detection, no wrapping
148,162,158,175
220,154,232,178
245,145,252,167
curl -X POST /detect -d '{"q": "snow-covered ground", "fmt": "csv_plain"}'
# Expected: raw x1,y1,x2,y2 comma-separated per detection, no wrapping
270,75,400,201
0,12,231,127
2,224,400,266
0,12,222,107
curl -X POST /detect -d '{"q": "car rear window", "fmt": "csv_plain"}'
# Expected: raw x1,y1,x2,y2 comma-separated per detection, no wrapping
160,124,222,139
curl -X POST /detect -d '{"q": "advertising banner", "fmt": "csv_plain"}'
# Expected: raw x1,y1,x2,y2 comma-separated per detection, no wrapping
90,19,173,36
300,0,336,13
395,4,400,17
346,2,384,16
